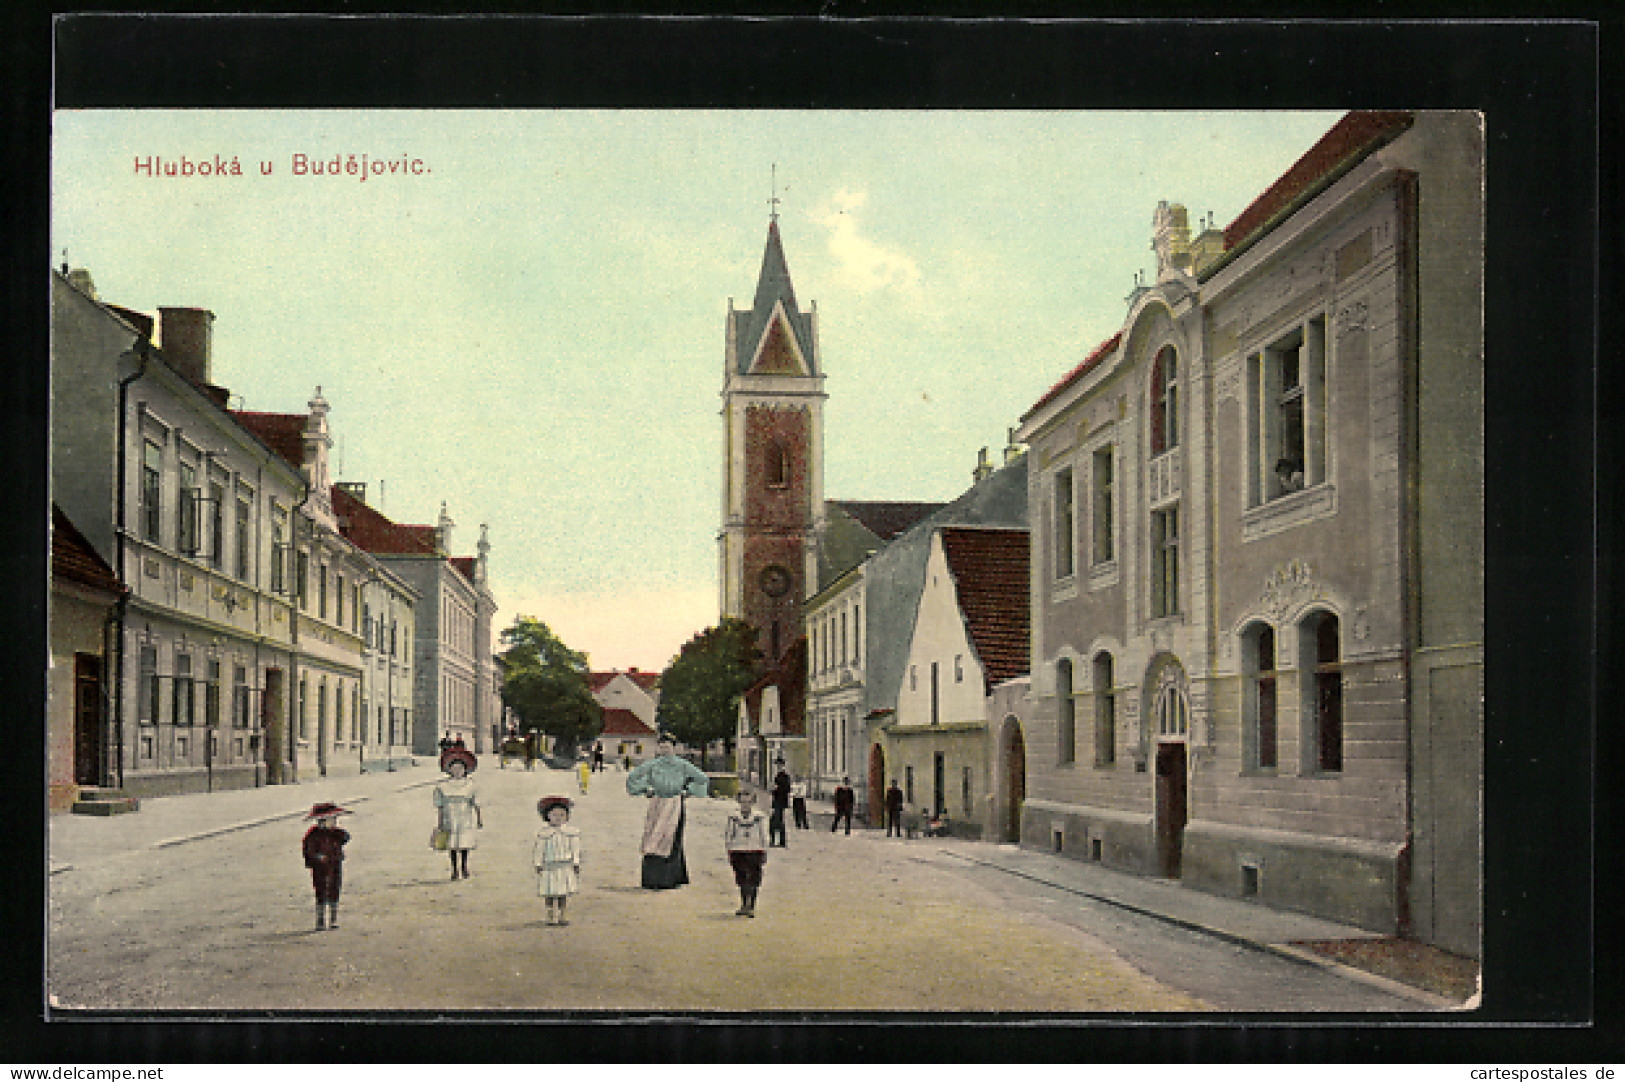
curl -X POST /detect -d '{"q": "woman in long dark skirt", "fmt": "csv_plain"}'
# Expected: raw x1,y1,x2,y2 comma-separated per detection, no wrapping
625,731,711,889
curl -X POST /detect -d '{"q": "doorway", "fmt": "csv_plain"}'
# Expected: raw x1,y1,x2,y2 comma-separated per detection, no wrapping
932,751,946,817
867,744,885,827
1001,717,1026,843
73,653,103,787
1154,741,1187,878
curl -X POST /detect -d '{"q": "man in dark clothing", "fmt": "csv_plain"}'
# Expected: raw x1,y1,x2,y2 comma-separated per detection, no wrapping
831,777,855,835
593,742,605,772
769,768,791,847
884,779,905,837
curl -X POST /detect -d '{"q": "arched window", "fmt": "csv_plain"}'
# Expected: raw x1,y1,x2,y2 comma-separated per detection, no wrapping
1301,611,1343,772
1056,658,1075,764
1154,677,1189,738
1243,623,1278,770
1150,346,1179,456
1092,652,1116,766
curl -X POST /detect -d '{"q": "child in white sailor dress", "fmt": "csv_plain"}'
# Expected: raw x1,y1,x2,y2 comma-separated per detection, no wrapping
532,796,582,926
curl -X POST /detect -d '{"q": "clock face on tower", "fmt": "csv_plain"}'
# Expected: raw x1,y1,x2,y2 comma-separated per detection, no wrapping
759,564,792,598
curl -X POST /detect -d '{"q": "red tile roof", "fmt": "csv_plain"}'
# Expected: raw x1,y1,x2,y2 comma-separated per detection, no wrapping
940,527,1030,692
230,410,306,470
52,505,123,597
590,670,661,694
1023,332,1121,421
1223,110,1414,252
450,556,477,583
331,484,438,555
600,708,657,737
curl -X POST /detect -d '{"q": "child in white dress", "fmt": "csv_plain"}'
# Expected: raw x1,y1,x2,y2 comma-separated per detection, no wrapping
532,796,582,926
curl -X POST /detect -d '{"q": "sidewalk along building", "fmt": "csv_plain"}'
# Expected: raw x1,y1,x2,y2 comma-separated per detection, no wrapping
876,525,1029,838
52,271,307,797
1013,111,1483,957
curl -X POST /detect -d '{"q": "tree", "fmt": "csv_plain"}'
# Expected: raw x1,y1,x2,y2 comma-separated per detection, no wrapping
498,617,602,758
656,617,762,770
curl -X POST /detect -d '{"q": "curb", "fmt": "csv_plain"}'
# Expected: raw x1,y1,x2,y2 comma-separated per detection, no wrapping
138,777,441,851
941,848,1459,1010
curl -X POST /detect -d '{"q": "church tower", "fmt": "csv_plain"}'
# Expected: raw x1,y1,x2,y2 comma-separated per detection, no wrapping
719,217,826,662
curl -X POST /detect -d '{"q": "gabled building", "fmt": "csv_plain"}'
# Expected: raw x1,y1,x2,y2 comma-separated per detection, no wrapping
600,707,660,765
877,526,1029,836
1014,111,1482,956
587,668,661,727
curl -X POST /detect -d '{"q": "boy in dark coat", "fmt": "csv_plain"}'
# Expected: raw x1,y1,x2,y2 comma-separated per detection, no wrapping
302,802,351,930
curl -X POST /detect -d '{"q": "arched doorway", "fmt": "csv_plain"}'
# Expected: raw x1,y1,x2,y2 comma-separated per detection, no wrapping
1146,657,1191,878
867,743,886,827
1000,716,1026,843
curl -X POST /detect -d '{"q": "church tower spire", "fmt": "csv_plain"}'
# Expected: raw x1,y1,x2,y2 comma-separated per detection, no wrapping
720,212,826,662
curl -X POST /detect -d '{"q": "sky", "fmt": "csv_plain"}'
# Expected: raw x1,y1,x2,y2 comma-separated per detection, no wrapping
52,109,1343,671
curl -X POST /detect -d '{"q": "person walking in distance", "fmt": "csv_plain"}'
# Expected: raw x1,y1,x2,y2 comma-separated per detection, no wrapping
831,777,855,835
592,742,605,773
724,790,768,917
301,802,350,930
532,796,582,927
884,779,905,838
434,746,483,879
768,765,791,848
791,777,809,830
625,731,711,889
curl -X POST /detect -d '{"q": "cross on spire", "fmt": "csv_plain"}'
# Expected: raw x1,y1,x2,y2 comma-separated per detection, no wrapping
769,163,781,222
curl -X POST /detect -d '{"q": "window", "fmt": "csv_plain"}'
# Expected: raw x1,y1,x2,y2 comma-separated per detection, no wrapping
296,551,309,608
839,611,847,667
1057,658,1075,764
1154,679,1189,737
1092,446,1114,565
319,565,329,619
1151,505,1180,618
235,497,251,579
139,646,159,724
910,665,917,692
1053,468,1075,579
765,439,789,488
954,654,964,683
1150,346,1179,455
962,765,973,816
853,604,861,664
298,678,308,740
209,481,225,568
142,442,163,543
1304,612,1344,772
177,461,199,554
318,682,328,742
1246,624,1278,770
390,620,398,657
271,511,287,594
352,585,361,632
1093,653,1116,766
1248,317,1327,505
205,660,221,728
233,665,250,728
363,604,372,644
930,661,940,725
905,766,915,805
173,654,194,726
336,575,345,627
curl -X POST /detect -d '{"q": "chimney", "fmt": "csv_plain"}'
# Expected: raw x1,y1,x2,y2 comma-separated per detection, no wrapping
972,446,994,484
64,266,98,300
1003,426,1025,466
336,481,368,504
158,307,216,385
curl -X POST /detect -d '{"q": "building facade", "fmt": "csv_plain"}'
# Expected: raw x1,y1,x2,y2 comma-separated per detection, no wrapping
49,505,126,811
1014,111,1482,955
53,273,311,797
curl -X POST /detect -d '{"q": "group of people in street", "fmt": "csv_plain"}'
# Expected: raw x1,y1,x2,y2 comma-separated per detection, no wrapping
299,730,950,931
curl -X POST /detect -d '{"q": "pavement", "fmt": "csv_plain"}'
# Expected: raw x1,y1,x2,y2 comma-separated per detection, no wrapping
48,763,1468,1011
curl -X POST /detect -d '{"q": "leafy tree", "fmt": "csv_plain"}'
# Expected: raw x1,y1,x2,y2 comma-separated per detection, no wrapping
499,617,602,758
656,617,762,770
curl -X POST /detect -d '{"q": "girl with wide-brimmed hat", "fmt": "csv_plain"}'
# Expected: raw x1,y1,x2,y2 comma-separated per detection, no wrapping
301,802,351,930
434,747,483,879
532,795,582,926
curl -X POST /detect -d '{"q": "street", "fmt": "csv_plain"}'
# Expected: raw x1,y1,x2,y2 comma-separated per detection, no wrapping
48,763,1428,1013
